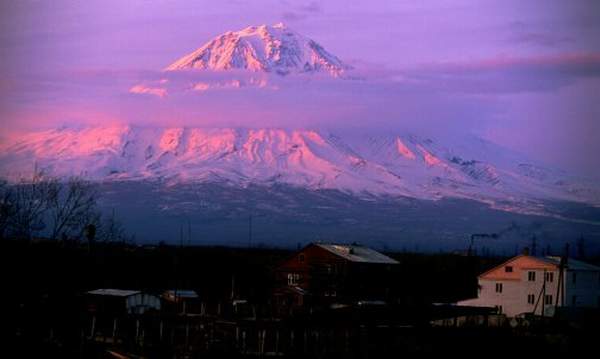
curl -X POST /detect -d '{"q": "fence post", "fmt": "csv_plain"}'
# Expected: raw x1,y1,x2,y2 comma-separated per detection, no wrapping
112,318,118,342
90,316,96,338
159,320,163,341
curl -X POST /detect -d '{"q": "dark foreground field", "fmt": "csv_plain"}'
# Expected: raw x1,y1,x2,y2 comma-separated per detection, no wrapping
2,239,598,358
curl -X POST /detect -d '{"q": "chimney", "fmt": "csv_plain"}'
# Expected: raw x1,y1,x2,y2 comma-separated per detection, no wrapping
522,247,530,256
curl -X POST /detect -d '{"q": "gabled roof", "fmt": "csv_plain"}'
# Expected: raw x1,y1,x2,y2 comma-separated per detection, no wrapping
544,256,600,271
479,255,557,280
87,289,140,297
479,254,600,280
315,243,398,264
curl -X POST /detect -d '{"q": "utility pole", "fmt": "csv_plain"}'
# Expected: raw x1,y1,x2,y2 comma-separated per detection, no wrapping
532,268,547,316
554,243,569,316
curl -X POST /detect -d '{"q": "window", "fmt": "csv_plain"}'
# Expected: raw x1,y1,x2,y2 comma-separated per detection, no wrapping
495,283,503,293
505,266,513,273
528,271,536,281
287,273,301,286
298,254,305,263
572,295,577,307
545,272,554,282
325,264,333,274
497,305,503,314
545,294,553,305
527,294,535,305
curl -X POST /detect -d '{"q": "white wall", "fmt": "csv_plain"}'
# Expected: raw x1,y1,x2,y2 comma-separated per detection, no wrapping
463,268,600,317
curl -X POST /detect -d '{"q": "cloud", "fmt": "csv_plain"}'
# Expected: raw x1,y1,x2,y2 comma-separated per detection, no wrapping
129,84,168,98
511,32,572,47
507,21,573,48
4,53,599,133
281,1,322,22
0,66,491,138
403,53,600,94
282,11,307,22
423,53,600,72
1,54,599,176
301,2,321,13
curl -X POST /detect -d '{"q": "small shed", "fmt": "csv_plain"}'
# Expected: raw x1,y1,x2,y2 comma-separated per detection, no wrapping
162,289,200,314
87,289,161,315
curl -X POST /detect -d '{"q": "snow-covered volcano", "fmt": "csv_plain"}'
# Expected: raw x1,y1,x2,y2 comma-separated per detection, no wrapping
164,23,350,77
2,24,598,226
1,126,597,217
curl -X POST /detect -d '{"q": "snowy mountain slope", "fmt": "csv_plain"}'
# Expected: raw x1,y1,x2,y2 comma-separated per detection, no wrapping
164,23,350,77
1,126,597,217
94,180,600,247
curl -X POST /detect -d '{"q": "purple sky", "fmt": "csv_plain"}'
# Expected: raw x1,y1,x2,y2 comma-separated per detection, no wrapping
1,0,600,175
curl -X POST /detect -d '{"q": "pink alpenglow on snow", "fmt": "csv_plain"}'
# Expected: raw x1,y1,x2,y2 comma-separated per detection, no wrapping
416,145,444,167
1,1,600,194
396,138,416,160
2,125,599,219
164,23,351,77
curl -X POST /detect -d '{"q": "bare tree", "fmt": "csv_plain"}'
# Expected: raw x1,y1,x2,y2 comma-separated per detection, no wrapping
1,172,128,242
0,171,101,240
48,177,98,240
6,171,57,239
97,208,126,243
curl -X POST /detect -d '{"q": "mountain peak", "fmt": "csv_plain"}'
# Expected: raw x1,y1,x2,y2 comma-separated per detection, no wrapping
239,22,286,33
164,23,350,77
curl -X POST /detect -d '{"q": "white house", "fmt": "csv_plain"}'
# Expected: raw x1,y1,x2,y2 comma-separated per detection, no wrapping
458,255,600,317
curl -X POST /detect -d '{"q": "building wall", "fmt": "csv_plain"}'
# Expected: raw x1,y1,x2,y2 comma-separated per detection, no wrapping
476,268,560,317
126,293,161,314
275,244,348,293
461,260,600,317
275,244,396,302
564,270,600,308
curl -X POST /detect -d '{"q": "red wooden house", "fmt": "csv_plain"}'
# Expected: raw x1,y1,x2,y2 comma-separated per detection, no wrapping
273,243,399,312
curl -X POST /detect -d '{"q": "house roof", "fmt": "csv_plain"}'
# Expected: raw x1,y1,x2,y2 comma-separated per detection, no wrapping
479,255,600,280
544,256,600,271
315,243,398,264
478,255,547,280
87,289,141,297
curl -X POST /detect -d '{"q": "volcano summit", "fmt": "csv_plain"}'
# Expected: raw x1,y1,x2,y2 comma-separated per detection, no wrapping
164,23,350,77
